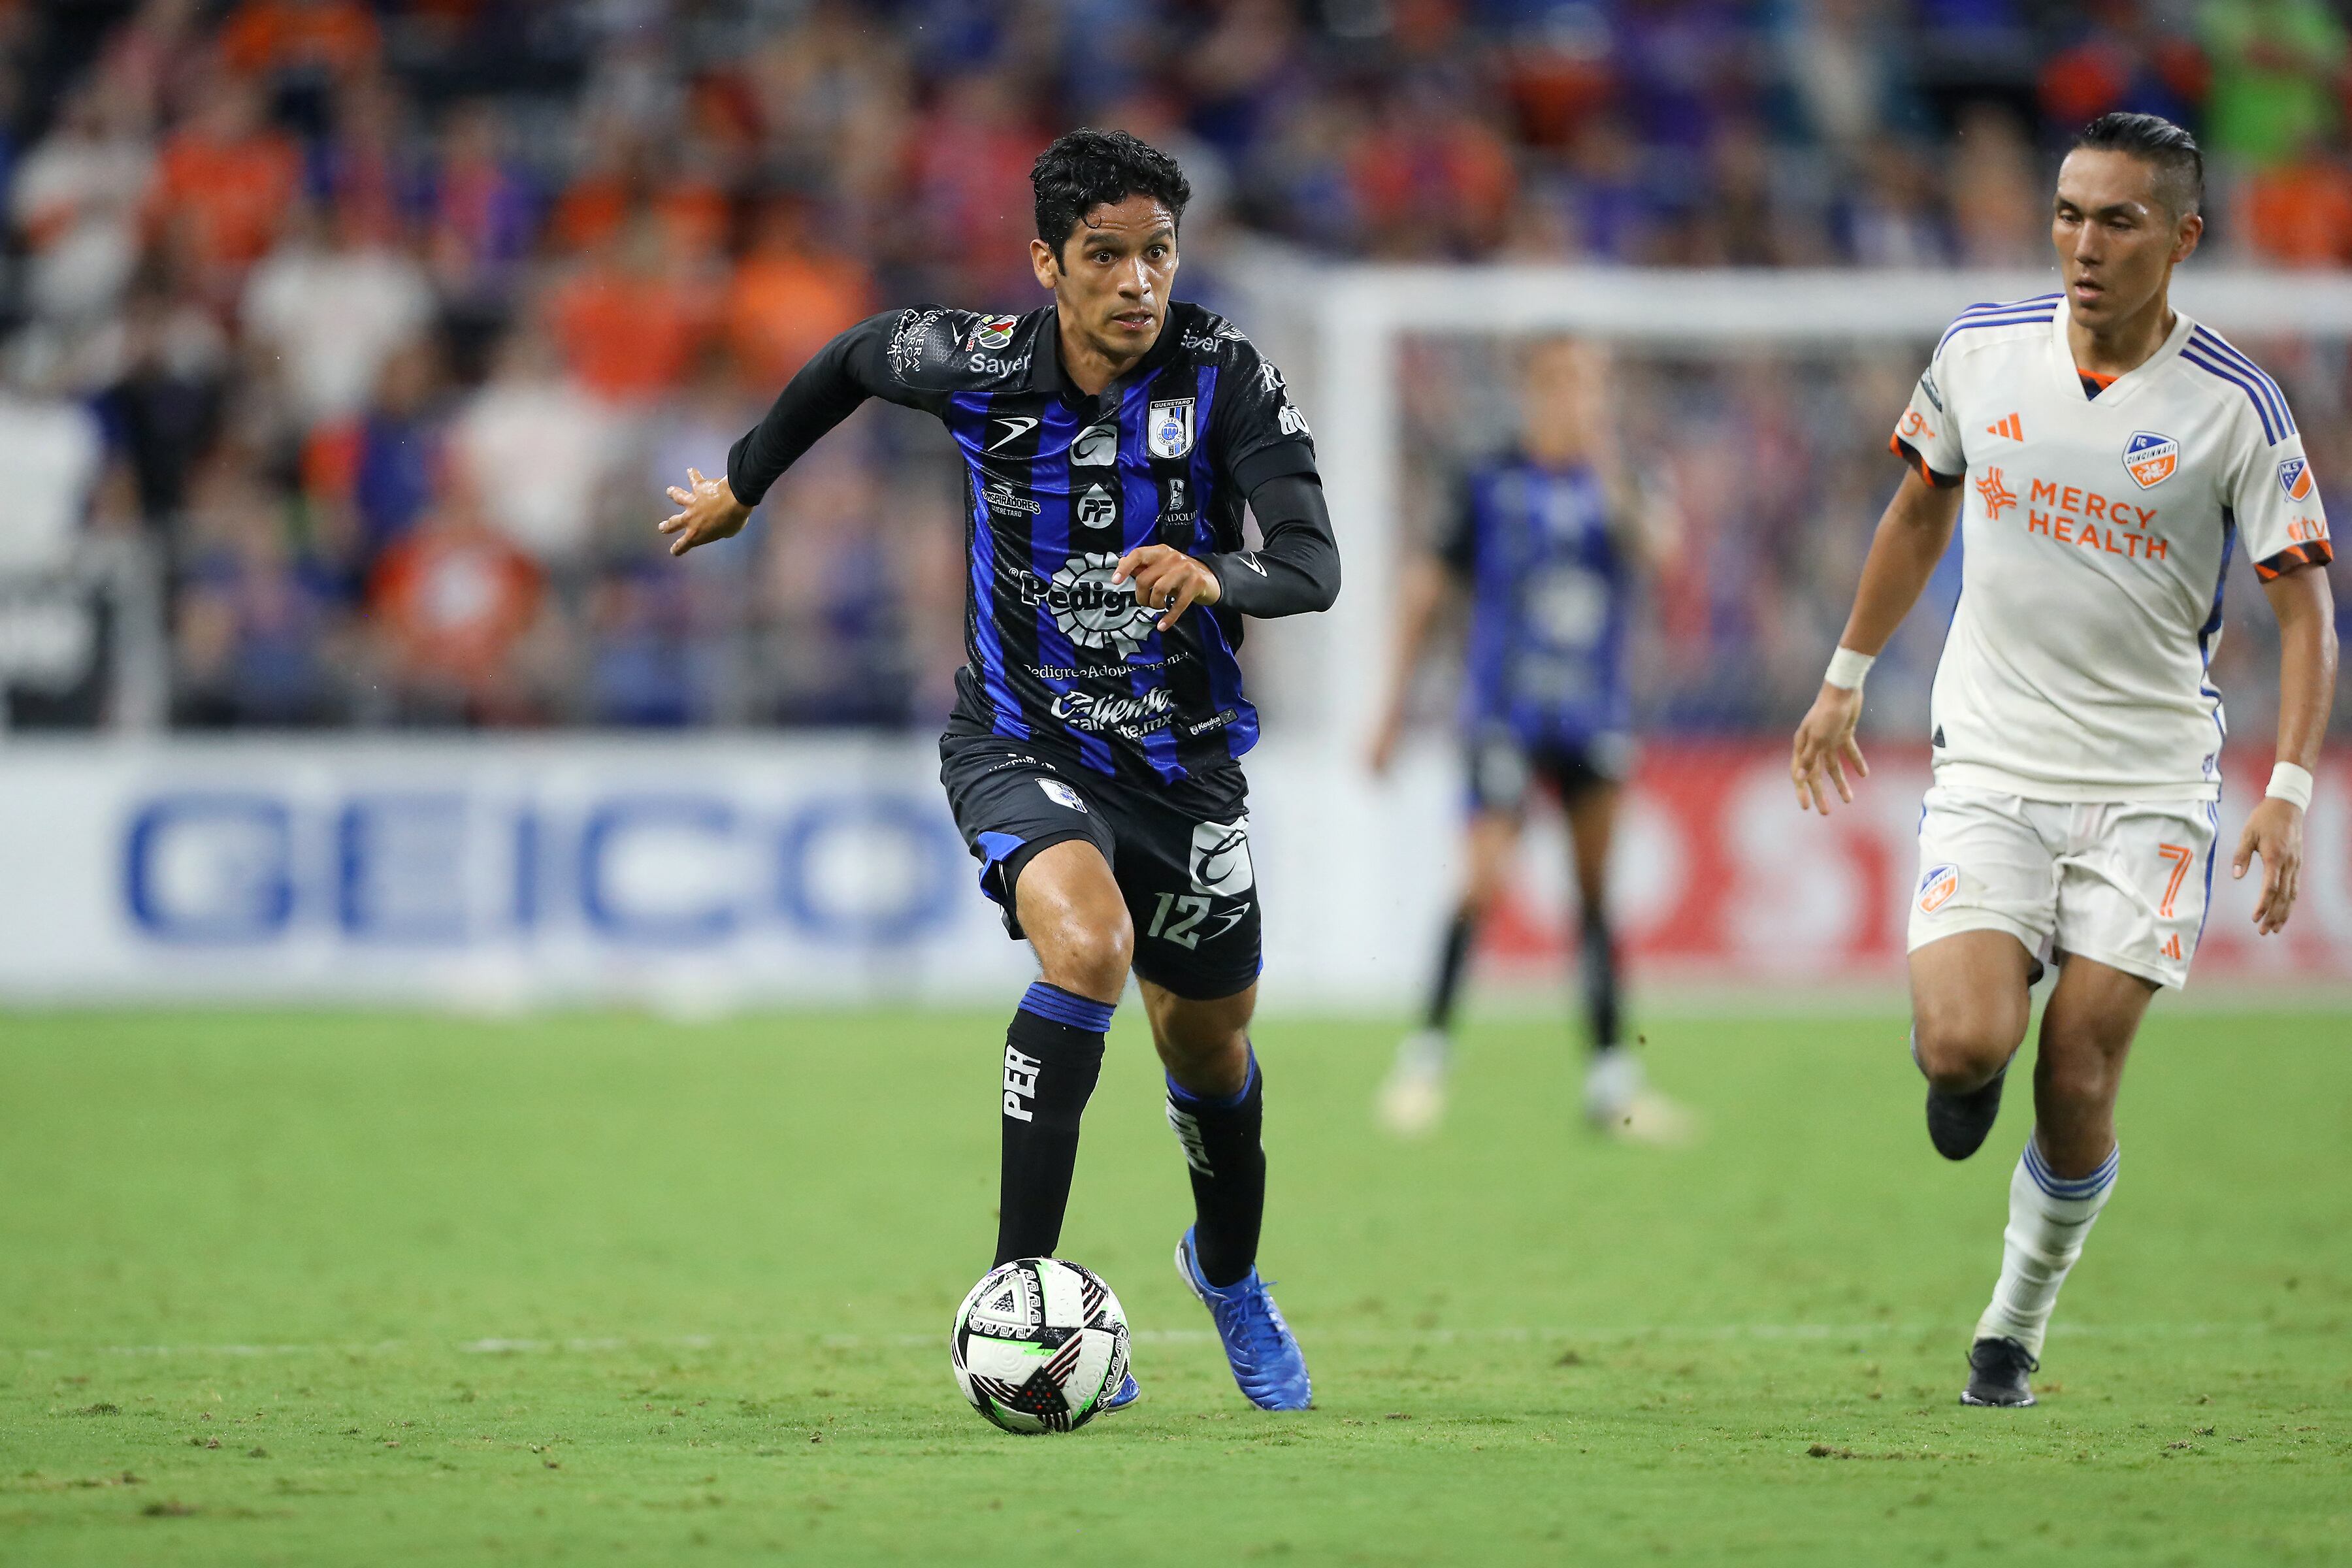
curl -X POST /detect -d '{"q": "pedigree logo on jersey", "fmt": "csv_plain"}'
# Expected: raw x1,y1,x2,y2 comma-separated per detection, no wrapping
968,315,1017,351
2279,456,2314,502
1021,554,1157,656
2123,431,2178,489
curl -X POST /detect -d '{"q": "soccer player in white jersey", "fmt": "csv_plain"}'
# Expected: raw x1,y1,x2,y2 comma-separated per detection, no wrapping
1790,112,2336,1408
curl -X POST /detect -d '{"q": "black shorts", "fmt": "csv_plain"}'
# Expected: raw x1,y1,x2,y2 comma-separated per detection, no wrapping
939,734,1262,1001
1464,727,1633,815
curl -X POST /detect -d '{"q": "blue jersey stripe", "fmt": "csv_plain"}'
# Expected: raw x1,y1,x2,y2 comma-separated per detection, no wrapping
2189,328,2294,436
1955,291,2062,319
2180,349,2281,444
1116,379,1183,782
949,392,1030,740
1030,399,1117,775
1187,363,1256,759
1936,308,2057,355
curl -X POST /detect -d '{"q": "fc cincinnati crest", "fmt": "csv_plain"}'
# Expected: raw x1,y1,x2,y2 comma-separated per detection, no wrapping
1917,863,1959,915
968,314,1017,351
2123,431,2178,489
1147,398,1195,459
2279,455,2314,502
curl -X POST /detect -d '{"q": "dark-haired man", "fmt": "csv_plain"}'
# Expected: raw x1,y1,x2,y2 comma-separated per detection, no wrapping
1792,112,2334,1407
662,129,1330,1413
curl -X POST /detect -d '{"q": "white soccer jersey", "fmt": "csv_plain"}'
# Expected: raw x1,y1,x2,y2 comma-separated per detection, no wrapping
1891,294,2334,802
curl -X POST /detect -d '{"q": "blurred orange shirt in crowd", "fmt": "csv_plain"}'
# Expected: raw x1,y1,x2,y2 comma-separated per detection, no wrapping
549,263,713,401
368,515,542,683
550,180,728,261
150,120,301,272
2240,157,2352,267
219,0,382,79
727,245,873,386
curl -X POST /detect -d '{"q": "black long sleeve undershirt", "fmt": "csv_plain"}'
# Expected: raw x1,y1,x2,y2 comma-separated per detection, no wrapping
1211,472,1340,619
726,320,887,508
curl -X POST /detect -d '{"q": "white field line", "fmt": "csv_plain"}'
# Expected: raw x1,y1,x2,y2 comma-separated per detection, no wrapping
10,1321,2283,1361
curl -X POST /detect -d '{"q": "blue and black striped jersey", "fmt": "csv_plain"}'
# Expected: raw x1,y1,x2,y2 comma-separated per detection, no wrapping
728,301,1328,806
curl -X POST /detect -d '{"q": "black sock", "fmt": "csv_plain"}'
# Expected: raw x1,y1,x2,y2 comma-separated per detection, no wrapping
1578,906,1621,1054
1424,910,1477,1032
1167,1049,1266,1288
993,983,1111,1267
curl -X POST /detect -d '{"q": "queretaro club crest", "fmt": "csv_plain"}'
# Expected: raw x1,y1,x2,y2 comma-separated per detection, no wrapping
1148,398,1194,459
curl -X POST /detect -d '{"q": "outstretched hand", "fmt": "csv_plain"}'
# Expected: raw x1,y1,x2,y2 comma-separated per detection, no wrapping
1789,683,1869,815
2233,796,2303,935
1113,545,1220,631
657,468,752,557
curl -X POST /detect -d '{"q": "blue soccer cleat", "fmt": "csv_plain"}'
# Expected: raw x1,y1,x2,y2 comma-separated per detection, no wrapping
1100,1370,1141,1413
1175,1227,1312,1411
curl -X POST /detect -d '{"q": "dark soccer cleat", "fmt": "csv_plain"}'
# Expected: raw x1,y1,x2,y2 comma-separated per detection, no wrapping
1959,1336,2038,1407
1100,1371,1140,1413
1925,1062,2008,1161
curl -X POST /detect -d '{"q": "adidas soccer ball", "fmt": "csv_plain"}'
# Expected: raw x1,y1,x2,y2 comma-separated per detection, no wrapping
951,1257,1130,1433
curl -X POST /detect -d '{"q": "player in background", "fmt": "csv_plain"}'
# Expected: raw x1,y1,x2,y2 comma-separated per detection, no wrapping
1367,338,1688,1140
660,131,1337,1413
1791,114,2335,1407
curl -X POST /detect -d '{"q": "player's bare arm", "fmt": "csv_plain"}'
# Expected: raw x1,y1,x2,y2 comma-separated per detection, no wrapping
2235,564,2338,934
659,466,751,557
1791,470,1961,814
1365,554,1454,776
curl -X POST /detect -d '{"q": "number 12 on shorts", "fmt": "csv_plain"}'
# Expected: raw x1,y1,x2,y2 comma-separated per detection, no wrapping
1148,892,1210,949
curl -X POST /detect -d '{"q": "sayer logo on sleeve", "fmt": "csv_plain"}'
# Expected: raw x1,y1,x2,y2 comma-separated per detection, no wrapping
1147,399,1194,459
2123,431,2178,489
2279,455,2313,502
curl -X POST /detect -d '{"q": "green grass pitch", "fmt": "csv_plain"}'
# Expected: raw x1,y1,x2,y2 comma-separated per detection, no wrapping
2,1005,2347,1565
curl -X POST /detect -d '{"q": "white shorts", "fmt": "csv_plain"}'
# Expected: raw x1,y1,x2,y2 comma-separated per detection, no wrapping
1907,785,2221,989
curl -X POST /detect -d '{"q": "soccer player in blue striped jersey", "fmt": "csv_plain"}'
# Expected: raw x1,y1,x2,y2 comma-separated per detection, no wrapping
1367,338,1687,1141
660,131,1332,1413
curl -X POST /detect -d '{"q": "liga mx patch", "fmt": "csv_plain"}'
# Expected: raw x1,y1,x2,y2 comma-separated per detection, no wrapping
1918,863,1960,915
968,314,1017,351
2123,431,2178,489
2279,455,2314,502
1147,398,1195,459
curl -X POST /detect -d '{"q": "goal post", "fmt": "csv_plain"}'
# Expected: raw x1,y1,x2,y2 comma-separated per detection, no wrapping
1299,265,2352,746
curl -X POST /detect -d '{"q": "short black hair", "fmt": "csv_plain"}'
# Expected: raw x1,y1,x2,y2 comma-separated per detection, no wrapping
2071,112,2203,218
1031,128,1191,265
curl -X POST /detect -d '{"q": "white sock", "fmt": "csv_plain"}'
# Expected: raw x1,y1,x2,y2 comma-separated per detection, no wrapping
1973,1132,2118,1359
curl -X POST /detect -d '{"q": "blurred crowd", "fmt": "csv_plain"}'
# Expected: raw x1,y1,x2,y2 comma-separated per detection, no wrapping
0,0,2346,734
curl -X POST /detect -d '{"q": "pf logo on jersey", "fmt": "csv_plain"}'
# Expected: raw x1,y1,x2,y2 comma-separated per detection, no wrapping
1188,817,1254,897
2279,456,2314,502
2123,431,2178,489
1918,863,1959,915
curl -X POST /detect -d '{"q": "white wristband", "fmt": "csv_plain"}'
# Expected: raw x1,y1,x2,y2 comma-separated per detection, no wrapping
1823,647,1877,691
2266,762,2315,811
